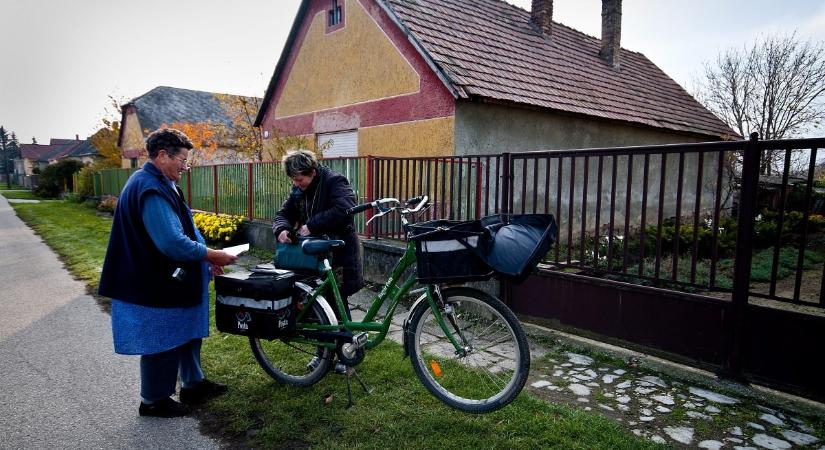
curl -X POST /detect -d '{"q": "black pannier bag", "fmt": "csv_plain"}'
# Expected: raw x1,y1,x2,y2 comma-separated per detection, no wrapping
214,269,298,339
482,214,557,283
408,219,494,283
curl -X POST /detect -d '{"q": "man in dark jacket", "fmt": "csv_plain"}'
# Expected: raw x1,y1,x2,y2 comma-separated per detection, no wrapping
272,150,364,314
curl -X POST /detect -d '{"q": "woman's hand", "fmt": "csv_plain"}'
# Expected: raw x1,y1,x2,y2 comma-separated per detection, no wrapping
278,229,292,243
298,225,311,236
205,248,239,266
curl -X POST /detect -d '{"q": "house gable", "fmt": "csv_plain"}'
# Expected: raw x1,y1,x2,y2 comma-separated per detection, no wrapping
274,0,420,118
257,0,456,155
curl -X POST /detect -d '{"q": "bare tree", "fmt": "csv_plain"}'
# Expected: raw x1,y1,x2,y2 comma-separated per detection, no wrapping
696,32,825,175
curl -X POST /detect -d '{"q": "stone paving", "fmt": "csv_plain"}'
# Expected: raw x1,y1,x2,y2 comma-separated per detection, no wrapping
344,288,824,449
526,347,823,449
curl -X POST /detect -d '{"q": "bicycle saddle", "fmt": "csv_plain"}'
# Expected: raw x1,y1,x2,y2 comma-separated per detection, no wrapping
301,238,345,255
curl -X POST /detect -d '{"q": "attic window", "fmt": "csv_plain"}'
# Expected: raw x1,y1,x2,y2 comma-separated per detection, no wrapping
327,0,343,28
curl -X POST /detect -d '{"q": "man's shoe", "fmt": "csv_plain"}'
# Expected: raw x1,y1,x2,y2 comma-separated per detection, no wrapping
179,378,228,405
139,397,190,418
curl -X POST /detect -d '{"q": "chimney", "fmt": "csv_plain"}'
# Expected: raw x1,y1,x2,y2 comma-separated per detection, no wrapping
600,0,622,69
76,134,80,140
530,0,553,37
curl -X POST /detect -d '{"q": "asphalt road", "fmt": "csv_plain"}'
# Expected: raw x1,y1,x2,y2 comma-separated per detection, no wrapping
0,195,220,449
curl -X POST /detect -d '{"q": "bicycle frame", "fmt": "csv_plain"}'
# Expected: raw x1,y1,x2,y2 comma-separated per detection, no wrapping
291,238,466,354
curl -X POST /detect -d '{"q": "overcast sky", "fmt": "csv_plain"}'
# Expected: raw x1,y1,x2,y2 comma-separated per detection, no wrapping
1,0,824,145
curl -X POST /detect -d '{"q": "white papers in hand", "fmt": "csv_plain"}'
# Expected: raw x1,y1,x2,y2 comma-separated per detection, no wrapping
222,243,249,257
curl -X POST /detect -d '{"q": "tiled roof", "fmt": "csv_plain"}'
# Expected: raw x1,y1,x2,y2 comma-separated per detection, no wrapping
65,139,98,158
127,86,259,135
43,140,83,162
384,0,736,138
19,144,52,160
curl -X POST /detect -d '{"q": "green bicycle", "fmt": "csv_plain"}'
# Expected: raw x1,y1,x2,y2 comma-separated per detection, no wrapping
249,195,530,413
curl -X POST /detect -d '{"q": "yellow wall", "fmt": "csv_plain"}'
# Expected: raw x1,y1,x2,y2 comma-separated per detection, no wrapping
120,111,145,153
358,117,454,157
273,0,419,118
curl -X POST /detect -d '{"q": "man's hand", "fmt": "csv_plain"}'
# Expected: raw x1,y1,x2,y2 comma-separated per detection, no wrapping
278,229,292,243
205,248,239,266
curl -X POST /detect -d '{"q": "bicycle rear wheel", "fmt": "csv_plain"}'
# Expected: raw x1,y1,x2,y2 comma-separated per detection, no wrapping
406,287,530,413
249,299,335,387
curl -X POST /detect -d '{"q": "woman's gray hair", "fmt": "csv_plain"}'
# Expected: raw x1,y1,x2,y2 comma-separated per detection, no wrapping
282,149,318,177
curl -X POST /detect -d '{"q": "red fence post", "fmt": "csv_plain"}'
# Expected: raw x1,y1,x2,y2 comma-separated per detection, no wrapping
365,156,375,238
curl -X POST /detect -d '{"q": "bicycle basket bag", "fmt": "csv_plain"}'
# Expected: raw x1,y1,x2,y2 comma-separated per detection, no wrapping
214,270,298,339
409,219,493,283
273,236,324,273
483,214,557,283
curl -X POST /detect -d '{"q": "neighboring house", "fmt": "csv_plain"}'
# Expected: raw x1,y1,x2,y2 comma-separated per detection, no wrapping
16,137,98,173
61,138,100,165
118,86,261,168
254,0,736,159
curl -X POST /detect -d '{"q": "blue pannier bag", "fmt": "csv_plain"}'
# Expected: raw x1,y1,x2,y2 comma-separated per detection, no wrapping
273,236,326,274
481,214,557,283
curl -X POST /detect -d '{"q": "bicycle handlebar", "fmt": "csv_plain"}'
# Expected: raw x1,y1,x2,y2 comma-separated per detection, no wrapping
346,202,375,215
346,195,429,215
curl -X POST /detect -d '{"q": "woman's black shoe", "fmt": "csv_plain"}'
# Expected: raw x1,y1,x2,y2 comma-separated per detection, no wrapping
179,378,228,405
138,397,190,418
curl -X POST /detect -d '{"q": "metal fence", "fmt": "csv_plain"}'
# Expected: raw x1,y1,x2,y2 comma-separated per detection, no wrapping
86,135,825,309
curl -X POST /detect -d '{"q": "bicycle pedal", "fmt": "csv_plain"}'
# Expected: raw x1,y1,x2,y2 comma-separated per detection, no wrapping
351,332,368,349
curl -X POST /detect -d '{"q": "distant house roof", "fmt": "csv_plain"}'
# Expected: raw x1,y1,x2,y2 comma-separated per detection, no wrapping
65,139,98,158
125,86,235,134
19,144,53,161
43,139,84,162
119,86,260,153
383,0,735,138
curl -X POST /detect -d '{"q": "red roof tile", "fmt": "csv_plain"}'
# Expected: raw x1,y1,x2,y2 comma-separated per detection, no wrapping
385,0,736,138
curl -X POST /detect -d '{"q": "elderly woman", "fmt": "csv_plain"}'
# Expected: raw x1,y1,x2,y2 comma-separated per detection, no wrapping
98,128,238,418
272,149,364,319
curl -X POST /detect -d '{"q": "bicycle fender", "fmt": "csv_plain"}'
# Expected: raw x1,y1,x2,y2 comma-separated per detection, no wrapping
294,281,339,326
402,291,429,358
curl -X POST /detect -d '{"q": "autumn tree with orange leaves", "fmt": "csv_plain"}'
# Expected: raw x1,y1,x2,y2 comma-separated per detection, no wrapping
213,94,264,161
160,121,222,166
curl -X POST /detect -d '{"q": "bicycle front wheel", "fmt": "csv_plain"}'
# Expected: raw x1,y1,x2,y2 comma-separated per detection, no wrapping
406,287,530,413
249,299,334,387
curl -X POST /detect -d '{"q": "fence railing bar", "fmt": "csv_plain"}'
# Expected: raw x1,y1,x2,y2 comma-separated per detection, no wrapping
690,152,705,284
672,152,685,281
580,156,589,267
793,147,818,301
638,153,650,277
606,156,617,271
622,155,633,273
567,157,576,265
770,148,793,296
555,156,563,263
710,150,724,289
594,155,604,263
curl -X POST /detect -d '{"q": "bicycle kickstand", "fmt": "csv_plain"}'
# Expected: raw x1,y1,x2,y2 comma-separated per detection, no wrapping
345,366,373,409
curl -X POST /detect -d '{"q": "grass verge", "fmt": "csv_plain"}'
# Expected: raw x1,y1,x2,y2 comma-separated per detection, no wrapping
8,199,662,450
1,190,37,200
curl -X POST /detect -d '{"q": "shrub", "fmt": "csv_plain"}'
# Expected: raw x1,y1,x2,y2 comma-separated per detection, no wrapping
193,212,245,243
33,160,84,198
97,195,118,213
75,166,96,198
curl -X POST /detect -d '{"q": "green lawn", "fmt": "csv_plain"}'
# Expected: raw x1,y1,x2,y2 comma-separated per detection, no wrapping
8,199,661,450
0,190,37,200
